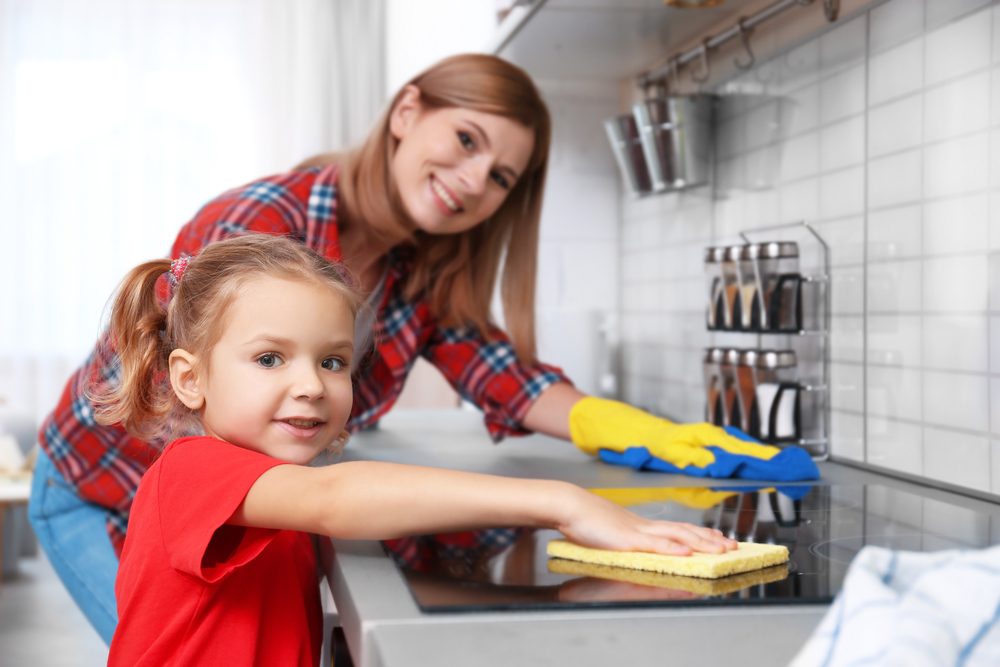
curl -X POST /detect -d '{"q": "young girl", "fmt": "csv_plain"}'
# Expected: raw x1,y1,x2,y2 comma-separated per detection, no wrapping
95,234,735,665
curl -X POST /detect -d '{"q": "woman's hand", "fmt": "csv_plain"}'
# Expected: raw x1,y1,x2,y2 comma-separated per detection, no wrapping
554,484,737,557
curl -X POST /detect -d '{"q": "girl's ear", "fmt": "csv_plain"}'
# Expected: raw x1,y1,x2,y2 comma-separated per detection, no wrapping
389,84,422,141
169,349,204,410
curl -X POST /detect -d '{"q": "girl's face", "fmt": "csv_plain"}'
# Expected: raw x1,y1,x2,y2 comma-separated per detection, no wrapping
389,85,535,235
171,276,355,465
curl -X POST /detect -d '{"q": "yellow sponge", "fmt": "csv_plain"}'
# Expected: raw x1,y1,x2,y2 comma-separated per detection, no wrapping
546,539,789,580
548,558,789,595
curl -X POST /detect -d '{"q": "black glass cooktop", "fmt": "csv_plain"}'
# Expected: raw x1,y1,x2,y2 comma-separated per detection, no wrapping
384,483,1000,613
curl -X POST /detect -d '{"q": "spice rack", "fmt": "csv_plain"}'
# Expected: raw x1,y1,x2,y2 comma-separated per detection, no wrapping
703,221,830,461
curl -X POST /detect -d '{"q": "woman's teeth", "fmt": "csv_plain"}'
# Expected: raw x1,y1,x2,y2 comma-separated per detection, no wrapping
284,419,320,429
432,179,460,212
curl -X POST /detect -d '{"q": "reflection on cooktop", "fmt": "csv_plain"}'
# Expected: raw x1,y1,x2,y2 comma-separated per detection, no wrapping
385,483,1000,613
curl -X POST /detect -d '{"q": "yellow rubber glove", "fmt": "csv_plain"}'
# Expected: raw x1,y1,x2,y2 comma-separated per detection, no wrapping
568,396,781,469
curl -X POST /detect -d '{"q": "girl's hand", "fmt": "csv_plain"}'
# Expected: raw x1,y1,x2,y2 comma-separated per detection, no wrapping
555,485,737,557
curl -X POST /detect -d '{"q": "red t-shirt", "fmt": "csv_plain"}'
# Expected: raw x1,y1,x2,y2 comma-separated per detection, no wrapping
108,437,323,667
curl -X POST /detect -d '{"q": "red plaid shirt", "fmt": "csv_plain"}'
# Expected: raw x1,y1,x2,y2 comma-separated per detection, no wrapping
39,165,568,556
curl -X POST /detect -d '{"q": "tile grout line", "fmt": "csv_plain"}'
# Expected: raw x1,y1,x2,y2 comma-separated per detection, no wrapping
989,1,996,496
863,7,872,467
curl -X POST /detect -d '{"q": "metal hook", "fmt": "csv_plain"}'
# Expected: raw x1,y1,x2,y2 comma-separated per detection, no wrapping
691,39,711,84
668,57,680,93
734,19,755,70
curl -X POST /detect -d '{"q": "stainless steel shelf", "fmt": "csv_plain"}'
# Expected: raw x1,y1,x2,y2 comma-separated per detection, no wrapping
489,0,764,81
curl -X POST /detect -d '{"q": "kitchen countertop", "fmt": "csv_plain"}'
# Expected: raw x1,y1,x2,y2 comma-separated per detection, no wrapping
321,410,1000,667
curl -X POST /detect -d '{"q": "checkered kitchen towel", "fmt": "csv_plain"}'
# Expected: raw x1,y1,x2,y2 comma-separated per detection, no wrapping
790,544,1000,666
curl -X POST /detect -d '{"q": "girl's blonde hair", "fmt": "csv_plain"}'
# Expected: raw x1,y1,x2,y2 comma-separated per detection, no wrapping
91,234,365,443
297,54,550,363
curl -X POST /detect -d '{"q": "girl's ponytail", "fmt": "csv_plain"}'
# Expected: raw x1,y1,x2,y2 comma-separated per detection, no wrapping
91,259,174,440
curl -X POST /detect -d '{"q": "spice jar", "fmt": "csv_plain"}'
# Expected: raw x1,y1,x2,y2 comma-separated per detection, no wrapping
704,247,726,330
720,246,743,330
702,348,726,425
754,350,799,442
737,244,763,331
754,242,800,332
720,348,742,428
734,350,759,435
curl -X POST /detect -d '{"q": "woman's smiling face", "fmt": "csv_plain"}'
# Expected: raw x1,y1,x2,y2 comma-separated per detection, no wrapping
389,85,535,235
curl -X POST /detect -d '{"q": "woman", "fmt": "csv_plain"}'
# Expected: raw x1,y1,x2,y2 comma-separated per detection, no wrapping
30,54,793,644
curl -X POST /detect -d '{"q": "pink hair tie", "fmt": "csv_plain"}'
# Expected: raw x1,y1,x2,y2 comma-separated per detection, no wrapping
170,257,190,283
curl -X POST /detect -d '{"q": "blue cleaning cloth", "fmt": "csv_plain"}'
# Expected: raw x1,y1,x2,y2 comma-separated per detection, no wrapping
598,427,820,482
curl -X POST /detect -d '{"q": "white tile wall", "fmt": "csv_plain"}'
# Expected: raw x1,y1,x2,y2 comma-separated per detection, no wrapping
924,11,992,86
923,133,990,199
868,149,923,209
869,94,923,157
867,314,922,366
867,415,923,475
535,82,620,396
923,426,991,492
616,0,1000,495
923,72,990,143
924,0,991,31
922,315,988,371
921,371,988,431
923,194,988,255
869,0,924,54
868,205,922,260
869,39,924,105
923,255,988,312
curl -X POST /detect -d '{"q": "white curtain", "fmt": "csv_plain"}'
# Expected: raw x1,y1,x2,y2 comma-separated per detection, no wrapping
0,0,385,428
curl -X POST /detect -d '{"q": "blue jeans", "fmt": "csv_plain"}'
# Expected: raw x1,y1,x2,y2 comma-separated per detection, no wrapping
28,449,119,645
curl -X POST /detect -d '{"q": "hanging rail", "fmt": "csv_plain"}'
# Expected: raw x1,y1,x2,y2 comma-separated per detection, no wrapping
637,0,839,89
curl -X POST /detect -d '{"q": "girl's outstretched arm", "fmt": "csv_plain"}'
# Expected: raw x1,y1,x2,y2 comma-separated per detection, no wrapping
230,461,735,556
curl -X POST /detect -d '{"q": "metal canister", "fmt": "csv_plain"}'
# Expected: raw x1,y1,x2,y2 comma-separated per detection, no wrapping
703,348,726,425
632,95,713,192
704,247,726,330
604,114,653,196
754,242,799,332
754,350,798,441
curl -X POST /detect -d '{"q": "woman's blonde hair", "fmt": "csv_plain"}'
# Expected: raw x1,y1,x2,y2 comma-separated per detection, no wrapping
299,54,550,363
91,234,365,443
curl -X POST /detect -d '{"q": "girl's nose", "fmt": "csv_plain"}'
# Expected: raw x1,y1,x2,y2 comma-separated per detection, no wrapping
291,364,325,400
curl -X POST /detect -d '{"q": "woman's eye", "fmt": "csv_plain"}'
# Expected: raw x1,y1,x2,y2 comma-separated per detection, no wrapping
458,131,474,150
256,354,282,368
490,171,510,190
322,357,345,371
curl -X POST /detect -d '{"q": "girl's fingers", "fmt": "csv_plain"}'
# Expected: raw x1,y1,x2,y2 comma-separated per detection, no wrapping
637,535,693,557
641,522,737,554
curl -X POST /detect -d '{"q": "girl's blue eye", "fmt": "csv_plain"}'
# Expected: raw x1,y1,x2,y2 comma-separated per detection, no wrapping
490,171,510,190
257,354,281,368
458,131,474,150
322,357,344,371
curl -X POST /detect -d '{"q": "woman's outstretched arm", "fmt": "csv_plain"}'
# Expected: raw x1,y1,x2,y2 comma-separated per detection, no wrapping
520,382,586,440
230,461,735,556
